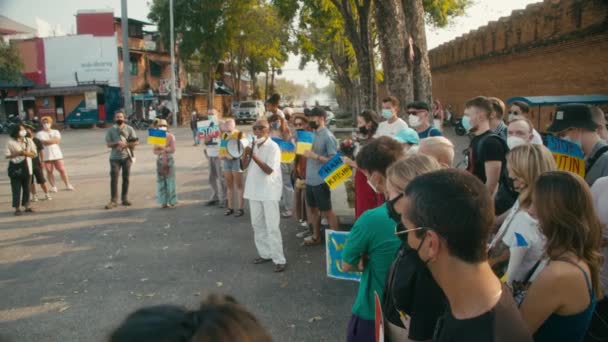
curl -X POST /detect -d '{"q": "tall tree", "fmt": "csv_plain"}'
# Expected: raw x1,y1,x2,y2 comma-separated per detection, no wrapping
0,41,24,83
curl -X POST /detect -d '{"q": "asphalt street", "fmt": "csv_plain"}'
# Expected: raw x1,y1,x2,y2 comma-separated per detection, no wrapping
0,123,468,342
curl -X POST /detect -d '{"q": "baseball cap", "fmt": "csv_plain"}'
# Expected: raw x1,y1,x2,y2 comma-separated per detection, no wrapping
546,103,599,133
406,101,431,112
305,106,327,118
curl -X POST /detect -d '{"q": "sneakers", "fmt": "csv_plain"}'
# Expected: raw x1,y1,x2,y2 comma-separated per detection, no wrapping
281,210,293,218
50,186,58,193
66,184,75,191
45,193,52,201
296,230,312,238
321,218,328,226
105,201,117,209
31,194,39,202
299,219,308,227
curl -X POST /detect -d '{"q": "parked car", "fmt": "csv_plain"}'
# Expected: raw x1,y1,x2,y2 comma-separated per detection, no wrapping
231,101,240,115
235,101,265,124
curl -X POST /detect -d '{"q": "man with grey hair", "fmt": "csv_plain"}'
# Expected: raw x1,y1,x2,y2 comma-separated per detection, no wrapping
418,136,455,167
203,108,226,207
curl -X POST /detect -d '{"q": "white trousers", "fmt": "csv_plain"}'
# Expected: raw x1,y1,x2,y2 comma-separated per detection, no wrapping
249,199,286,264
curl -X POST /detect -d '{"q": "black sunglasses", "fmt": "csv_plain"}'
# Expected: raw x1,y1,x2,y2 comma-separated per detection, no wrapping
252,125,268,130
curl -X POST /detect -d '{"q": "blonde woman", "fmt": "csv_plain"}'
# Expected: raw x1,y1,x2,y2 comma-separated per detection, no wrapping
221,119,245,217
488,144,556,300
381,154,445,341
36,116,74,192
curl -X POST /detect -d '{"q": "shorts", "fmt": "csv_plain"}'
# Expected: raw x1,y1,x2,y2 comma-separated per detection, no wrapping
31,163,46,184
223,158,242,172
306,183,332,211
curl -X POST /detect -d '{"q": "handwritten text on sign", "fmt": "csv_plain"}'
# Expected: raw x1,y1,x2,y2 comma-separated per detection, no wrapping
325,229,361,282
197,120,221,140
545,135,585,177
318,153,352,189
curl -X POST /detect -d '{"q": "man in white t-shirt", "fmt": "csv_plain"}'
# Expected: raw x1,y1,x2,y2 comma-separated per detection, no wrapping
374,96,408,138
148,106,157,121
507,101,543,144
36,116,74,192
244,118,286,272
203,109,226,207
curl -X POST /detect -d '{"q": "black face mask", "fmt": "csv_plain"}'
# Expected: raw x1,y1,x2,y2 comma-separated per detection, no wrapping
506,177,517,193
358,126,369,135
308,121,319,130
115,119,124,125
386,193,403,223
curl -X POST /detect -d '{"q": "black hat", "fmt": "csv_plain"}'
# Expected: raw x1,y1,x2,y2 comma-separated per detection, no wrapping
546,104,599,133
305,106,327,118
406,101,430,112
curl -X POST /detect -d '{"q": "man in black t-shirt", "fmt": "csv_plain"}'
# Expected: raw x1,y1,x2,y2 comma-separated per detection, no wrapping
400,169,532,342
463,96,508,196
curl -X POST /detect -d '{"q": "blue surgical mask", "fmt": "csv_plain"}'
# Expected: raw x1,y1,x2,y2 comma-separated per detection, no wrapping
271,122,281,130
462,116,471,132
382,109,393,120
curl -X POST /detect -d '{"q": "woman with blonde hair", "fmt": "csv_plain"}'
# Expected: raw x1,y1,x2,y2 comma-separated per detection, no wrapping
381,154,446,341
488,144,556,298
221,118,245,217
268,113,295,218
153,119,177,208
36,116,74,192
520,171,603,341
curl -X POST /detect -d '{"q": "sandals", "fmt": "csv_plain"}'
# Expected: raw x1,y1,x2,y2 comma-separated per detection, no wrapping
274,263,286,273
25,207,34,213
224,208,234,216
253,257,272,264
302,236,323,246
234,209,245,217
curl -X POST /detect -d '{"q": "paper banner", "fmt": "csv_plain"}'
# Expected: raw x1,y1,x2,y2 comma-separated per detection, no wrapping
325,229,361,282
197,120,221,140
545,135,585,177
147,128,167,145
318,153,352,190
375,292,385,342
296,130,314,155
271,137,296,163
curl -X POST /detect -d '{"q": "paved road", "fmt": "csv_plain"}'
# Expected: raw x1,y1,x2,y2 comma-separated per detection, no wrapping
0,124,468,342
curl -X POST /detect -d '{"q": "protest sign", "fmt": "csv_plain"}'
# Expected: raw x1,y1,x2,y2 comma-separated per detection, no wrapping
147,128,166,146
271,137,296,163
325,229,361,282
545,135,585,177
296,130,314,155
197,120,221,140
318,153,352,189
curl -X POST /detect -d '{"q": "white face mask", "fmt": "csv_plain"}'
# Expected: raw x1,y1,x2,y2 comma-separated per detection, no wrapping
19,130,27,137
507,136,527,149
159,127,167,131
43,123,51,129
408,115,421,127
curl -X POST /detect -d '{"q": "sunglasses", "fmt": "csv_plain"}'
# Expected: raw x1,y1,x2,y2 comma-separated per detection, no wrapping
252,125,268,130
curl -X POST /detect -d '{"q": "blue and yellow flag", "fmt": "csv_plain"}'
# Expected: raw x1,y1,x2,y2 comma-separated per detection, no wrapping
296,130,314,155
545,135,585,177
271,137,296,163
325,229,361,282
147,128,167,146
318,153,352,189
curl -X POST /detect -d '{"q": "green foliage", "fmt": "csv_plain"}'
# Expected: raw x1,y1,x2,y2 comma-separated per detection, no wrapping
0,41,24,83
422,0,471,27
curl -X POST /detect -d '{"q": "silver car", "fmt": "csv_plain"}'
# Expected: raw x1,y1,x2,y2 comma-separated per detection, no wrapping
235,101,264,124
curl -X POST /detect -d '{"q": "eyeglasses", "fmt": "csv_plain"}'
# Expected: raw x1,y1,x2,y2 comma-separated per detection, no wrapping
252,125,268,131
395,226,428,236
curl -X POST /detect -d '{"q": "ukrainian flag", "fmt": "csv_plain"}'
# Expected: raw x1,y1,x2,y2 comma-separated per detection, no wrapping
272,137,296,163
296,130,314,155
147,128,167,146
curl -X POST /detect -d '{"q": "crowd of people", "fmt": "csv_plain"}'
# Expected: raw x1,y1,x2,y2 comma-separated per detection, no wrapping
5,92,608,342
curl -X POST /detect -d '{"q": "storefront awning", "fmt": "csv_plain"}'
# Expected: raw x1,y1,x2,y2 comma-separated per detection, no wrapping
26,85,104,97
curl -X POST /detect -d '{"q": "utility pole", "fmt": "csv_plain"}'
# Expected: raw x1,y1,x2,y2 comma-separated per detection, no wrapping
169,0,178,128
120,0,132,117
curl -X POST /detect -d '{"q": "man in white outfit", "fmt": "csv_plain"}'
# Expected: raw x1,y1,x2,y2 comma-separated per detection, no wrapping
244,118,287,272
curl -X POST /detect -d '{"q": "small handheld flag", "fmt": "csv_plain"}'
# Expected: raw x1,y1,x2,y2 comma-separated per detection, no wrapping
271,137,296,163
147,128,167,146
296,130,314,155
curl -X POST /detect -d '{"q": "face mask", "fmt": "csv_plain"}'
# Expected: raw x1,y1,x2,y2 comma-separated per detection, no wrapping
358,126,369,135
386,198,401,223
266,111,273,117
507,136,527,149
395,222,408,242
159,127,167,131
382,109,393,120
271,122,281,130
508,113,518,122
367,179,378,193
43,123,51,129
308,121,319,130
116,119,124,126
19,130,27,137
415,233,432,265
461,115,471,132
408,115,421,127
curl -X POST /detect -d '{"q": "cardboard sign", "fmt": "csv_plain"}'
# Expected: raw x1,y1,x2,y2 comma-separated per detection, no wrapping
375,292,385,342
271,137,296,163
147,128,167,146
318,153,352,189
296,130,314,155
197,120,221,140
545,135,585,177
325,229,361,282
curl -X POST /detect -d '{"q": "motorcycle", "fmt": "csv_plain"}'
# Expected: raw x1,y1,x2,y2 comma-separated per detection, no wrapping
453,116,467,136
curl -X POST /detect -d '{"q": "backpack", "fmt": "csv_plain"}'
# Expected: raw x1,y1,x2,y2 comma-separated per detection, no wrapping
586,145,608,174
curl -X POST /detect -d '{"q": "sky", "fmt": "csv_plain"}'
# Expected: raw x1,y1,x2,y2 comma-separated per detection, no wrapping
1,0,540,87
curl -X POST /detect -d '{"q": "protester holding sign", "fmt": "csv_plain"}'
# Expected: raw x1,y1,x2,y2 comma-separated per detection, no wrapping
302,107,339,246
292,114,310,230
220,119,245,217
268,114,295,218
547,104,608,186
341,137,404,342
401,169,532,341
152,120,177,208
381,155,445,341
520,171,602,342
243,119,286,273
202,109,226,208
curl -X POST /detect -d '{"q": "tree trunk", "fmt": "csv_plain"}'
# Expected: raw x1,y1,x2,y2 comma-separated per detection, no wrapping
207,62,216,111
374,0,413,114
403,0,432,105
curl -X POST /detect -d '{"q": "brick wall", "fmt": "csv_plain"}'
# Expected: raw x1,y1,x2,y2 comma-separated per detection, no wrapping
429,0,608,131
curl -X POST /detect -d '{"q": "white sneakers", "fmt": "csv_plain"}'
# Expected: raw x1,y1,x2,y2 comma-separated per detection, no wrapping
66,184,75,191
31,193,53,201
45,193,52,201
50,186,58,193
